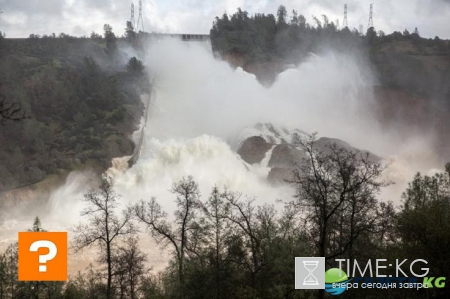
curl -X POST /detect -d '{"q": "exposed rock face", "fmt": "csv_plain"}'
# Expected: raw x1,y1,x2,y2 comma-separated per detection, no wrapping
268,144,306,168
237,136,273,164
266,144,306,184
315,137,354,152
237,124,381,185
315,137,381,163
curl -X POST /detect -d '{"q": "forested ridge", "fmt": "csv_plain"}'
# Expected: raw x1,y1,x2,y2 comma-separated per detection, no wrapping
210,5,450,87
0,25,149,191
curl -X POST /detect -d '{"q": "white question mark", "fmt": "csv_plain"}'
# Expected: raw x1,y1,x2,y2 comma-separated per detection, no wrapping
29,240,58,272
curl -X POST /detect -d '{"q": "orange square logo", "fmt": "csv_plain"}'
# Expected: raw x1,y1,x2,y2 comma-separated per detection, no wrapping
18,232,68,281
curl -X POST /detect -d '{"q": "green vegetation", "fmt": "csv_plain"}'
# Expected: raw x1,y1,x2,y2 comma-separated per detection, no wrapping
210,6,450,89
0,25,149,191
211,7,362,63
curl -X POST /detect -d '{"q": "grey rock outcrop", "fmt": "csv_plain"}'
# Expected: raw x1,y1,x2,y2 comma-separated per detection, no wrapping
237,124,381,185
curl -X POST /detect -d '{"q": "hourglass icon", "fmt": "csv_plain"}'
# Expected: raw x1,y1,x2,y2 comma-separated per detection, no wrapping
303,260,319,285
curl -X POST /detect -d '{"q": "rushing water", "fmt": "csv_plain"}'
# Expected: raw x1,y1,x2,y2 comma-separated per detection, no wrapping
0,39,440,274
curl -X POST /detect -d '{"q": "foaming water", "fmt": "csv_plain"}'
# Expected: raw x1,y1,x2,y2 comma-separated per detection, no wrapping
0,40,441,273
111,39,376,210
117,39,437,205
113,135,292,214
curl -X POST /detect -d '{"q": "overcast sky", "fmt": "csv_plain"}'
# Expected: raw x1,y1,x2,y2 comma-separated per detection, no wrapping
1,0,449,39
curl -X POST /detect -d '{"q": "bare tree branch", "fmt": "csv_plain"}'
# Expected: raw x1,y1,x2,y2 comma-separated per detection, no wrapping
0,96,28,125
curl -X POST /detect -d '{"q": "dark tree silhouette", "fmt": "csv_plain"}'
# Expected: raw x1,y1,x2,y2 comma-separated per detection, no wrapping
74,175,136,299
0,96,26,125
134,176,202,299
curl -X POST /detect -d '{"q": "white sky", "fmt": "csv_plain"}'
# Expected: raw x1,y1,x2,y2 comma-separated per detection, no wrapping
0,0,449,38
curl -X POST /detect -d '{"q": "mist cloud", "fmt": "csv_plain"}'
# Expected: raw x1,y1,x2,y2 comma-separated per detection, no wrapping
0,39,440,260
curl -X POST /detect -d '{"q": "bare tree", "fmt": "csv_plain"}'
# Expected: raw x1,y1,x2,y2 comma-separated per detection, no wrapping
223,192,263,288
73,175,135,299
113,236,148,299
134,176,202,299
292,134,388,257
291,133,389,299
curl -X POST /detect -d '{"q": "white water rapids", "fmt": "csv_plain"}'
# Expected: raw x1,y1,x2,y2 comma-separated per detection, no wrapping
0,39,440,274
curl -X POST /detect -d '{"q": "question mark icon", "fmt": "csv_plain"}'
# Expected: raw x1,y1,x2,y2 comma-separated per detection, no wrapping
29,240,58,272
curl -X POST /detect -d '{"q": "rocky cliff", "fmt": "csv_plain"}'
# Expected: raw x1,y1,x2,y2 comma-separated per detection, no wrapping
236,123,380,185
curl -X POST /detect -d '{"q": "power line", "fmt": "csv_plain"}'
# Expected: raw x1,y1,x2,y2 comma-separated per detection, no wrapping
368,3,374,29
136,0,144,32
130,2,135,31
343,4,348,28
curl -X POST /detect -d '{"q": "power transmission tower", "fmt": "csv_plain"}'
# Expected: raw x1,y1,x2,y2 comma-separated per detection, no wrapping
343,4,348,28
130,2,135,30
136,0,144,32
368,3,374,28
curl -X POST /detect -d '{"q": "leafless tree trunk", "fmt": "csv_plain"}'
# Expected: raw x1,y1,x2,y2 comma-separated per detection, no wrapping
291,134,389,299
134,176,202,299
223,192,263,288
74,174,135,299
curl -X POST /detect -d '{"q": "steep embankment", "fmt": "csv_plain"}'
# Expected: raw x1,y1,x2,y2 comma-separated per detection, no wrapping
0,90,152,209
0,38,149,193
223,53,284,85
